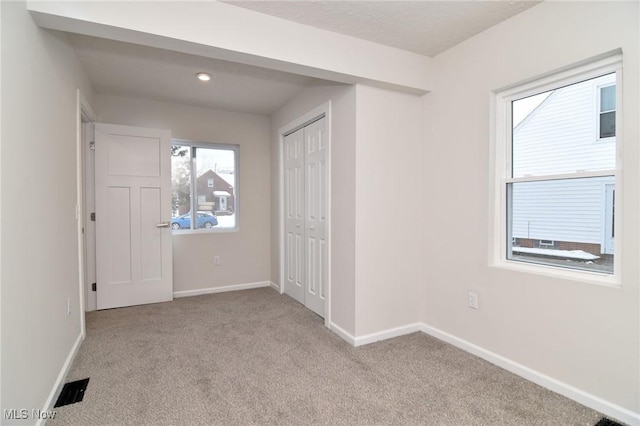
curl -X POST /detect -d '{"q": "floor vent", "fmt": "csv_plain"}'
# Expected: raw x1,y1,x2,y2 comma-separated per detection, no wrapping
54,378,90,408
595,418,623,426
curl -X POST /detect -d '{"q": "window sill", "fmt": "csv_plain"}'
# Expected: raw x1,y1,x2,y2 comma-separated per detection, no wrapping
490,259,621,288
172,228,239,235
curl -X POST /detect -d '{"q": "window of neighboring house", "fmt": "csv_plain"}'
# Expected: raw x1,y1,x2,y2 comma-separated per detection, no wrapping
492,55,621,282
599,84,616,139
171,140,239,232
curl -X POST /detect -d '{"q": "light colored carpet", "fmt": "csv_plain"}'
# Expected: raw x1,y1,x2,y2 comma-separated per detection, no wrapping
51,287,603,425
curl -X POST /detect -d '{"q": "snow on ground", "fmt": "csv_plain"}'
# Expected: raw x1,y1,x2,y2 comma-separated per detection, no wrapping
512,247,600,260
216,213,235,228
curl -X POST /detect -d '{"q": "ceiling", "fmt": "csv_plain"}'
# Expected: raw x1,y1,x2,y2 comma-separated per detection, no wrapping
224,1,540,57
68,1,540,115
68,34,322,115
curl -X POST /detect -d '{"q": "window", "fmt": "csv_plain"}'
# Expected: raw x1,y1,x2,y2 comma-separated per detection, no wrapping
171,141,238,232
599,84,616,139
493,55,621,279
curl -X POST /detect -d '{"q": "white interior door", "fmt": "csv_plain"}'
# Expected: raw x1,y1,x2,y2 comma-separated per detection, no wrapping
283,117,327,318
284,127,305,304
95,123,173,309
83,122,97,311
303,117,327,317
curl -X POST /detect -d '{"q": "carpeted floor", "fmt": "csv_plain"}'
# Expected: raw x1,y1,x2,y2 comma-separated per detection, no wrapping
51,287,604,425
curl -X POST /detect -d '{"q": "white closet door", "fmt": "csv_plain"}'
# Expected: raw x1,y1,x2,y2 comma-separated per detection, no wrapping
284,127,305,304
283,117,327,318
303,117,327,317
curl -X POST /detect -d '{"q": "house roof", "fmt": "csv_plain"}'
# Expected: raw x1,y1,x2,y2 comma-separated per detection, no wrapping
513,90,556,132
198,170,234,189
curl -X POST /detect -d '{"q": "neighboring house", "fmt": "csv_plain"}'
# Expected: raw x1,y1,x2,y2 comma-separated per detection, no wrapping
195,169,235,215
511,73,616,257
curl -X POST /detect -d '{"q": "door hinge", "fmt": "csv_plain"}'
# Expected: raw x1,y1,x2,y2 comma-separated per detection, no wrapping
89,141,95,151
91,283,97,292
90,212,96,221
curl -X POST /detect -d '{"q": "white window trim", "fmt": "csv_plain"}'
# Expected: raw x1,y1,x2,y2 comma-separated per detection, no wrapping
489,53,623,287
596,82,616,141
172,139,240,234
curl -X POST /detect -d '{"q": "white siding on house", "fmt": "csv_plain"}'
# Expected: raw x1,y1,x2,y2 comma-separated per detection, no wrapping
511,73,616,249
511,176,614,245
513,73,616,178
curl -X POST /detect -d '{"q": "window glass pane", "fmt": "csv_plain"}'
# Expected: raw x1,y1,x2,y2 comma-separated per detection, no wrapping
194,147,236,229
512,73,616,178
508,177,614,274
171,146,192,230
512,91,552,128
600,85,616,112
599,111,616,139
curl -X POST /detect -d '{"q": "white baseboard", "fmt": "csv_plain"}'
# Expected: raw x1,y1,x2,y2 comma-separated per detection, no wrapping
329,322,423,347
38,331,85,426
173,281,271,298
326,321,639,425
420,324,640,426
329,322,356,346
269,281,280,291
353,323,424,347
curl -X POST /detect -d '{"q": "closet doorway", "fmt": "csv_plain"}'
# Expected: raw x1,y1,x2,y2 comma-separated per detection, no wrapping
282,114,328,318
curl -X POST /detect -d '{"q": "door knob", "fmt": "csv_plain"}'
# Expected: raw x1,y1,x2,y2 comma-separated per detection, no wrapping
156,222,170,228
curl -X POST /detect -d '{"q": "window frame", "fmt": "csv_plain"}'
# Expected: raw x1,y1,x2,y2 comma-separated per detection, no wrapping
171,139,240,234
597,82,616,140
490,54,622,286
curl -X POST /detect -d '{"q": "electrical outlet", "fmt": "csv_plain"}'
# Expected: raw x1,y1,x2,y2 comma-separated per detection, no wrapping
214,256,221,266
468,292,478,310
67,298,71,316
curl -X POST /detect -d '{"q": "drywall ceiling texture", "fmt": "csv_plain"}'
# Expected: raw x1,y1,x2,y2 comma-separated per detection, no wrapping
423,0,639,420
224,0,540,57
69,34,319,115
28,0,432,94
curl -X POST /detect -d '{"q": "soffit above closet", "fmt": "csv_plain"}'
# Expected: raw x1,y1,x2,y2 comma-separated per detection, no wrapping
66,1,540,114
67,33,329,115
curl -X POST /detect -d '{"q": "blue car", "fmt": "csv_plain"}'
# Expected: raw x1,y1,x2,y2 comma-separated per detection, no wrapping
171,212,218,230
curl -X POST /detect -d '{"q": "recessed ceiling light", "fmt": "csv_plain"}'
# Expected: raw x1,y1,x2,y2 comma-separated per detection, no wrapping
196,72,211,82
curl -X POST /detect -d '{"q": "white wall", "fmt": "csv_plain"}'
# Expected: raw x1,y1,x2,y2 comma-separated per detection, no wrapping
354,85,423,336
95,94,271,293
270,82,424,337
423,0,639,415
4,0,637,422
1,0,94,420
271,82,357,334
